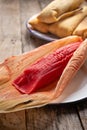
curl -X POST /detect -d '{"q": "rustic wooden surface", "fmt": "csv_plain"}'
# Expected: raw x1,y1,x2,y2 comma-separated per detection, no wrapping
0,0,87,130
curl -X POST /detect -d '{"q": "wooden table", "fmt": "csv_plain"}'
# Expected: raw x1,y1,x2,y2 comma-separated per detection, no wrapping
0,0,87,130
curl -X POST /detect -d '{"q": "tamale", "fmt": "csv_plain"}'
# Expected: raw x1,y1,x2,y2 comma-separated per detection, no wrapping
48,6,87,38
29,8,81,34
0,36,82,113
73,17,87,39
37,0,84,23
29,17,49,33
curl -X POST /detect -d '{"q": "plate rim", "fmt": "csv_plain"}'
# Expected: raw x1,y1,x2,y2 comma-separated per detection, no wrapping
26,14,59,42
51,97,87,105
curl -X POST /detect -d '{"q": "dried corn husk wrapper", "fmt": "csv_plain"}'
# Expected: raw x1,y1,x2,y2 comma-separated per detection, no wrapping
29,17,49,33
29,8,81,33
37,0,84,23
73,17,87,39
29,0,87,39
48,6,87,38
0,36,87,113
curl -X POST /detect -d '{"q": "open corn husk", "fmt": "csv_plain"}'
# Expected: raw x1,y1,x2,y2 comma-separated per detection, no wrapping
0,36,87,113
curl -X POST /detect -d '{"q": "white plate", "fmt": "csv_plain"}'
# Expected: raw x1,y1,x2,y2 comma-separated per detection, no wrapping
26,15,59,42
52,61,87,104
26,15,87,104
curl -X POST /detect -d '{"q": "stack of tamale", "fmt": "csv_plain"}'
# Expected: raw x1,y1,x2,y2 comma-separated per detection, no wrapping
29,0,87,39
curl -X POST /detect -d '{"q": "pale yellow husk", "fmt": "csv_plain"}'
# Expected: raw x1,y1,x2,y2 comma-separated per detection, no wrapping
37,0,84,23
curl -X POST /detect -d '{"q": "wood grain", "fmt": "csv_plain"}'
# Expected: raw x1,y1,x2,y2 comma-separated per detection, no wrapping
0,111,26,130
0,0,26,130
38,0,53,9
20,0,46,53
0,1,2,42
77,100,87,130
0,0,22,62
26,105,83,130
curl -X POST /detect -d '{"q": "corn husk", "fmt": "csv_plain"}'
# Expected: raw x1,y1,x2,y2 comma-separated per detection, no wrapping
29,8,81,34
48,6,87,38
29,17,49,33
0,36,84,113
73,17,87,39
37,0,84,23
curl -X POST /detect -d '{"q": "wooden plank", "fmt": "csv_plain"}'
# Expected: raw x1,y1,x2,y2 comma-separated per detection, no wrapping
20,0,46,53
0,0,26,130
76,101,87,130
0,2,2,42
0,38,22,62
38,0,53,9
26,105,83,130
0,111,26,130
0,0,22,62
1,0,21,39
